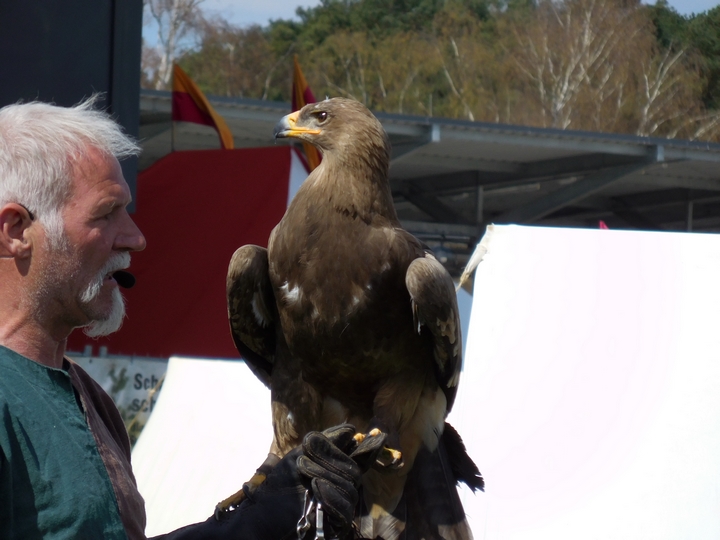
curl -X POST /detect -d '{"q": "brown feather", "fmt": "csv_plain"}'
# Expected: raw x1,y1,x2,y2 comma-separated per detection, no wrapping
226,245,276,387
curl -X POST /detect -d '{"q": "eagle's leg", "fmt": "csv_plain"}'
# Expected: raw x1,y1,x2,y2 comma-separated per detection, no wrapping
354,429,404,468
216,360,326,519
214,453,281,518
370,372,447,474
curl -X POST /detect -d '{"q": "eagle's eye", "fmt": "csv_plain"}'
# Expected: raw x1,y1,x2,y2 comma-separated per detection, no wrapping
316,111,328,123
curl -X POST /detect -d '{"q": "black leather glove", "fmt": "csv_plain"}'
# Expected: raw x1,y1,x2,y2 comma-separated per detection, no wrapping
152,424,386,540
296,424,386,538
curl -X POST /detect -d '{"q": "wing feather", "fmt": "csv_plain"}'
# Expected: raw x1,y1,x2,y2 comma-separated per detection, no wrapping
405,253,462,410
227,245,277,387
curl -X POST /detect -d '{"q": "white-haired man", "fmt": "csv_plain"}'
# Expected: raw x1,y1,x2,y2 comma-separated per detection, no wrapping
0,98,383,540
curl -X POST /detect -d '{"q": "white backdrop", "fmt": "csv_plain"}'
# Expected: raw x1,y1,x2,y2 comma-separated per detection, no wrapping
132,357,273,536
449,224,720,539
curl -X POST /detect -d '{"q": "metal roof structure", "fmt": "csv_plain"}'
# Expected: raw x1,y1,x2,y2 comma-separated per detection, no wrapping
139,89,720,277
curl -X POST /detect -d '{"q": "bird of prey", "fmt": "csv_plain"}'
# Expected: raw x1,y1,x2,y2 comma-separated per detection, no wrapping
226,97,483,539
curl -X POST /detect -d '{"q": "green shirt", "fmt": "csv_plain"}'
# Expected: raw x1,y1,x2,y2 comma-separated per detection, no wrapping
0,345,128,539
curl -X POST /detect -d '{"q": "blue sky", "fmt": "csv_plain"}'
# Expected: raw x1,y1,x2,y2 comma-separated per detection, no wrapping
204,0,719,28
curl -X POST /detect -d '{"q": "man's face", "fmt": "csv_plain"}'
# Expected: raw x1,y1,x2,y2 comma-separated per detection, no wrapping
34,147,146,337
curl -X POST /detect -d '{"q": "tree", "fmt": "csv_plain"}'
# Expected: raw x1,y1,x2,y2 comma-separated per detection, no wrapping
510,0,719,140
144,0,205,90
181,20,289,100
148,0,720,141
512,0,646,130
429,0,518,122
686,7,720,110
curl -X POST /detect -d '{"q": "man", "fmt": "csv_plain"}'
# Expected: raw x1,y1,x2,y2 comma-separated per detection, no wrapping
0,98,381,539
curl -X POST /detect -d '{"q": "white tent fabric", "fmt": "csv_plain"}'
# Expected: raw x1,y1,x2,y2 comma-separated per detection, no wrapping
448,224,720,539
132,357,272,536
288,147,310,204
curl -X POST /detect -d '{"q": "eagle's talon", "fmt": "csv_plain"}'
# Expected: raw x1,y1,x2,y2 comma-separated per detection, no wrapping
214,503,230,521
376,446,404,469
215,488,246,520
214,470,270,521
354,427,384,445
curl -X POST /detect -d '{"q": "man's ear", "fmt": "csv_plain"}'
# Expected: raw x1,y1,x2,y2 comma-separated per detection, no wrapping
0,203,35,258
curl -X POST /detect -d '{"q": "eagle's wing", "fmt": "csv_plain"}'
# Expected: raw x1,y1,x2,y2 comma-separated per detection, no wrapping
227,244,276,388
405,252,462,411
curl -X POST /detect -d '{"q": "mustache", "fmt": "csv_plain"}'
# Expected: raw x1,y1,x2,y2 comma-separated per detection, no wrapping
80,252,131,304
102,252,131,276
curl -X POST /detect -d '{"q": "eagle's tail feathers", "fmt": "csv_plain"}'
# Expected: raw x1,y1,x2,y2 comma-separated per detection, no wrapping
442,422,484,492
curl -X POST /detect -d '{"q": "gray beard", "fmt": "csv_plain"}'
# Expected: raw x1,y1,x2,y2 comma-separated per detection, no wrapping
81,252,130,337
82,285,126,337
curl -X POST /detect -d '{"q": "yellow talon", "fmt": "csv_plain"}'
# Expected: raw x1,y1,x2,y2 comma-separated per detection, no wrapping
216,488,246,514
356,427,383,443
378,446,404,469
215,472,268,519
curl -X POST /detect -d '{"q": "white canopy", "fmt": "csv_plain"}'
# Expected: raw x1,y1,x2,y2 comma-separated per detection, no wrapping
132,357,272,536
449,224,720,539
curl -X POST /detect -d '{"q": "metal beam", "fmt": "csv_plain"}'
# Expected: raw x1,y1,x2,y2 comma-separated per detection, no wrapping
518,152,645,180
392,153,651,197
664,147,720,163
139,121,172,142
608,198,665,230
400,220,481,239
543,190,720,223
495,162,649,224
632,175,720,191
389,124,439,160
392,170,486,196
400,187,464,223
441,127,653,158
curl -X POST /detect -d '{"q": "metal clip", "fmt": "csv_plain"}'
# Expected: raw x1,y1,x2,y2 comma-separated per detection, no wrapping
315,502,325,539
297,491,334,540
297,490,315,539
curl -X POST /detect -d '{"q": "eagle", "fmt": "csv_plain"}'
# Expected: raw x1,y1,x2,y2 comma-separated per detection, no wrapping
225,98,483,539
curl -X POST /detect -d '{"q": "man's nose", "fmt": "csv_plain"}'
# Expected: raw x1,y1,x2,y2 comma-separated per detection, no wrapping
115,211,146,252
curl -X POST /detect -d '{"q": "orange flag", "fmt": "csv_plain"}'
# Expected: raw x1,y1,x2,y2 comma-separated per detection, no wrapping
292,55,321,171
172,64,234,150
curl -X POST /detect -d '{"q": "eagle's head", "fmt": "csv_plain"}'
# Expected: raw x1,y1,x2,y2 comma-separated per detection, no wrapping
273,97,390,170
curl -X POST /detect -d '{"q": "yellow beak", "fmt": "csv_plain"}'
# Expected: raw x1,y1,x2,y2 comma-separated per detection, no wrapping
273,111,322,139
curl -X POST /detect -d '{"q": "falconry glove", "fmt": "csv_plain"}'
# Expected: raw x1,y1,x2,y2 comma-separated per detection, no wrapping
153,424,385,540
297,424,386,539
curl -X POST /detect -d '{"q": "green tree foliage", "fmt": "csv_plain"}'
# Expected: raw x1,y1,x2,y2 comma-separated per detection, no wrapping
647,1,720,110
180,20,289,100
144,0,720,141
687,7,720,109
